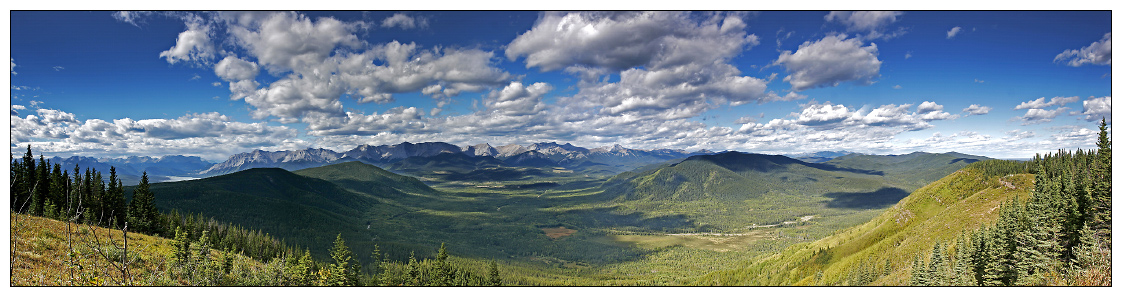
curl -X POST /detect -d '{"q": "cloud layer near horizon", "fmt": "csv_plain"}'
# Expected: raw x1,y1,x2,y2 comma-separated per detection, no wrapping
10,11,1112,161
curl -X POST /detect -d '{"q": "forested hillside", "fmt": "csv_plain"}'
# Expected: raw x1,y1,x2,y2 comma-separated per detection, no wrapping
695,120,1111,286
594,151,984,233
129,167,384,261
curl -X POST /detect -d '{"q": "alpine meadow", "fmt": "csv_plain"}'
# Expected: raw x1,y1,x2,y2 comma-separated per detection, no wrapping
8,10,1113,287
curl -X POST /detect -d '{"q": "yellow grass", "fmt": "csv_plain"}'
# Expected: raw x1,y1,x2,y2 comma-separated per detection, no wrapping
9,213,174,286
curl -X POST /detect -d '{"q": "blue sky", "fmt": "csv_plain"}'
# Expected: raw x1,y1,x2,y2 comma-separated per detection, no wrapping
8,11,1112,161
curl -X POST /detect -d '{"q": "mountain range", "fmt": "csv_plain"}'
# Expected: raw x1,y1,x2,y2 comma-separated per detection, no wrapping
43,155,213,185
198,142,716,176
29,140,981,187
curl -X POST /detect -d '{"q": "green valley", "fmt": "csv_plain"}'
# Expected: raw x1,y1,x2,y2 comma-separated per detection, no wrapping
105,149,997,285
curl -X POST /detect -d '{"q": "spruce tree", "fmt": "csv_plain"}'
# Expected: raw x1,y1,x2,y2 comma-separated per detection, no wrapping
128,172,157,234
406,251,420,285
926,243,948,286
11,153,24,212
909,254,928,286
326,234,357,286
1090,118,1111,240
173,227,192,265
48,163,65,219
436,242,452,286
69,165,82,220
14,146,35,213
1014,166,1062,285
105,167,126,228
32,156,49,216
952,234,976,286
82,169,97,224
487,260,502,286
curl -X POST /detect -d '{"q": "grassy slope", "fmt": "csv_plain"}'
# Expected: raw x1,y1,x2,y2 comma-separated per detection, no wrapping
10,213,544,286
691,165,1033,285
9,213,269,286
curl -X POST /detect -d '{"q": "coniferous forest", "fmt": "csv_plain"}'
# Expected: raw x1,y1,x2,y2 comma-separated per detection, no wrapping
909,120,1112,286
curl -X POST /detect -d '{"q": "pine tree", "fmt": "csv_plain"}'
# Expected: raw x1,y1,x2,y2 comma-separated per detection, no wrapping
325,234,357,286
31,156,49,216
1014,166,1062,285
66,165,81,220
128,172,158,234
926,243,948,286
219,247,235,275
487,260,502,286
952,234,976,286
406,251,420,286
977,227,1007,286
105,167,126,228
11,153,23,212
435,242,452,286
1089,118,1111,241
172,227,192,265
48,163,65,219
284,249,315,286
82,169,98,224
195,230,213,282
909,254,928,286
14,146,35,213
93,170,106,225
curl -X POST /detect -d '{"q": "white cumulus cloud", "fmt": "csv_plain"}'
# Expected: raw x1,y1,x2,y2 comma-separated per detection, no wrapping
381,13,426,29
1017,107,1070,125
773,34,882,91
1055,32,1111,66
963,104,992,115
1014,96,1079,110
159,15,215,65
824,11,905,40
484,82,552,116
506,11,758,72
1074,96,1111,123
12,107,305,161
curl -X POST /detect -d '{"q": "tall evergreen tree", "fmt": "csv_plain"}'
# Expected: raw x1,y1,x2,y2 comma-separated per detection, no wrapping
1090,118,1111,240
172,227,192,265
81,169,98,224
325,234,358,286
13,145,35,213
952,234,976,286
128,172,158,234
436,242,453,286
69,164,82,219
48,163,65,219
926,243,949,286
1014,165,1062,285
909,254,928,286
11,153,23,212
32,156,49,216
105,167,126,228
487,260,502,286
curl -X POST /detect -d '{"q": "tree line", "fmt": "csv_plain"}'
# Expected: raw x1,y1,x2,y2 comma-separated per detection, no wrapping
10,146,149,230
10,147,292,262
